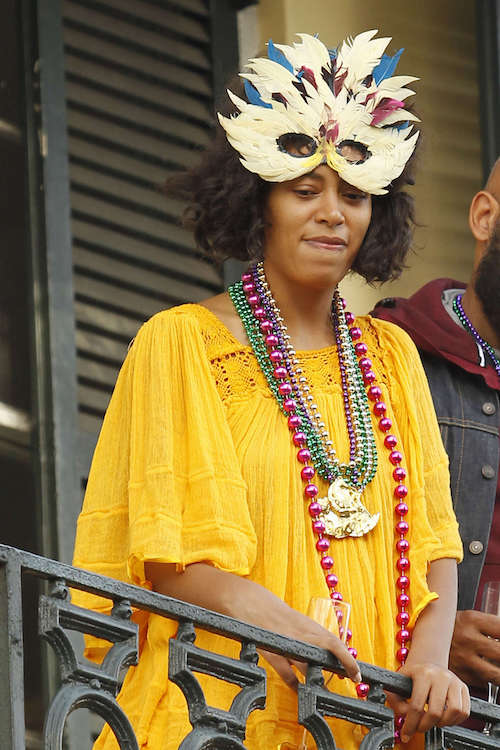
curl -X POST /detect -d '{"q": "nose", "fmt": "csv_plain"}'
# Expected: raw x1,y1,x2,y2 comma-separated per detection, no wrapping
315,189,344,226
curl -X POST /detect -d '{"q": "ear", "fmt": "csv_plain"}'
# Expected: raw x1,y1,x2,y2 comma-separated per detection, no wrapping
469,190,499,242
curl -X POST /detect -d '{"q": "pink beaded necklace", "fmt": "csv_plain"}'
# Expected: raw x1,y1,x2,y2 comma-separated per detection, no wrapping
231,266,411,724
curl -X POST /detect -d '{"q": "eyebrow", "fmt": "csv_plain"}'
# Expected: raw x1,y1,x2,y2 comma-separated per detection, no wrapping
296,172,366,193
340,181,366,192
297,171,322,181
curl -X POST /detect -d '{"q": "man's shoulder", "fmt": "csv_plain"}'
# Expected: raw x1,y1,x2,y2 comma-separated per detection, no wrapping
372,278,463,317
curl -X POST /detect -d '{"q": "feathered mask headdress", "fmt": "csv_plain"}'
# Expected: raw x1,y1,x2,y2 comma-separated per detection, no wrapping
218,31,419,195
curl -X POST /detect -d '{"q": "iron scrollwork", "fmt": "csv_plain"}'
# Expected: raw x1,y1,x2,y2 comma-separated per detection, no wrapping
39,579,139,749
169,621,267,749
298,666,394,750
1,545,500,749
436,725,500,750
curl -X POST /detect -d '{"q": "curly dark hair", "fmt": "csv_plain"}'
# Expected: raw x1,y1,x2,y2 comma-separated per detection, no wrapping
167,80,420,284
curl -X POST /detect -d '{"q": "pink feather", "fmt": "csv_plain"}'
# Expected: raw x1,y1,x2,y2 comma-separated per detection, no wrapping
370,98,405,126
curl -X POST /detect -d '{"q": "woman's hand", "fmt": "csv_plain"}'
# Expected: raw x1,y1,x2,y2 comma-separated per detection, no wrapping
253,604,361,690
386,661,470,743
145,561,361,688
384,558,470,743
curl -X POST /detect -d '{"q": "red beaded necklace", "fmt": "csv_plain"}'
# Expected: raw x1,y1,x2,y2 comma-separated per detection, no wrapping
233,269,411,724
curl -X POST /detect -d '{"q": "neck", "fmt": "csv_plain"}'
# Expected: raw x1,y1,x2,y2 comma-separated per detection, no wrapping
461,286,500,351
263,262,337,350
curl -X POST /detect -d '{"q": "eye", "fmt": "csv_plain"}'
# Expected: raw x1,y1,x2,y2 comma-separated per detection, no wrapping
336,140,371,164
344,190,368,200
277,133,318,157
293,186,317,197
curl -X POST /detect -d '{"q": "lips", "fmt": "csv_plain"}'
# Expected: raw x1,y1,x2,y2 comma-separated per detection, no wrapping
305,236,347,249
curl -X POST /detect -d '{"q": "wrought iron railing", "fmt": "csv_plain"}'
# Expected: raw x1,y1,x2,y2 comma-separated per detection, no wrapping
1,543,499,750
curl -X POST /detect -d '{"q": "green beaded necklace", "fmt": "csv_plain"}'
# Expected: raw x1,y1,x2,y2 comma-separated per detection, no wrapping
229,270,377,491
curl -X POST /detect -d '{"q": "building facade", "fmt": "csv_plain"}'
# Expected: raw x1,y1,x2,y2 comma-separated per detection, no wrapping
0,0,499,745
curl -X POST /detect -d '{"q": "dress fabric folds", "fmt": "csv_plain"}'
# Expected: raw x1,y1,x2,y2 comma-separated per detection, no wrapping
73,304,463,750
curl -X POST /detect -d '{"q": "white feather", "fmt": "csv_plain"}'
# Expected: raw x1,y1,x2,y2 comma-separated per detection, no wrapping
218,29,420,193
274,34,331,82
338,30,391,90
374,109,420,126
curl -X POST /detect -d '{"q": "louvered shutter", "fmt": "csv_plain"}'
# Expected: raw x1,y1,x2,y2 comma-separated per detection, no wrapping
26,1,239,745
62,0,224,436
27,0,240,571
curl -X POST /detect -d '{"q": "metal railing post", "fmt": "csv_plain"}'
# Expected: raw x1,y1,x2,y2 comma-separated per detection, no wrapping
0,548,26,750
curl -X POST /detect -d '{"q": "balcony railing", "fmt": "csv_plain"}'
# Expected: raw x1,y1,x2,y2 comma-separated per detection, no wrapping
1,543,499,750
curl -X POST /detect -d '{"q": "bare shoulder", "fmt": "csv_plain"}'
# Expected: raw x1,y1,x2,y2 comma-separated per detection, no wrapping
198,292,248,345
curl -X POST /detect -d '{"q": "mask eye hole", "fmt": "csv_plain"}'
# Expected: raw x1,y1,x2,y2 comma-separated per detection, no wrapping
336,140,371,164
277,133,317,157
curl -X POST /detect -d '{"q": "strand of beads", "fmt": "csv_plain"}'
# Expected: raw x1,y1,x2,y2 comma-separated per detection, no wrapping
253,267,334,479
230,270,411,743
253,262,377,491
453,294,500,378
344,309,411,743
231,274,353,628
234,274,332,483
250,265,335,483
233,272,365,686
331,291,378,486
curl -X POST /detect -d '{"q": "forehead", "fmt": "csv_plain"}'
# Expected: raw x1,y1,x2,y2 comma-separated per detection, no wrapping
289,165,364,190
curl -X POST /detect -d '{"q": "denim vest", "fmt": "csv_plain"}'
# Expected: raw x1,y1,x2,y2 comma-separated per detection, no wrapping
420,353,500,610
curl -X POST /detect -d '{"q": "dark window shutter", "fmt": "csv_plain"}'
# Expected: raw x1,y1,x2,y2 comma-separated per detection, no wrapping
62,0,225,436
27,0,238,574
26,1,239,744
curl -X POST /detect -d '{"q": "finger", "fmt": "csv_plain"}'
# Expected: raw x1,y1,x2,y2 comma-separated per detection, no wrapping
287,610,362,683
471,655,500,686
385,691,410,718
461,682,471,721
400,675,431,742
416,678,449,734
435,679,466,728
479,637,500,664
324,634,361,683
477,612,500,640
450,651,500,688
258,650,299,691
437,681,470,728
290,659,308,678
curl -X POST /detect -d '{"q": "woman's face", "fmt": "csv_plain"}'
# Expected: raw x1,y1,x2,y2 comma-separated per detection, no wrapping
263,165,372,289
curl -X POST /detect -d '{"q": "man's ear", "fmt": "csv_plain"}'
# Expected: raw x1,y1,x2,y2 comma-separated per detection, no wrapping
469,190,499,242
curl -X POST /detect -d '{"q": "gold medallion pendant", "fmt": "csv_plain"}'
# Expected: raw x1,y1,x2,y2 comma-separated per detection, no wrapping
317,477,380,539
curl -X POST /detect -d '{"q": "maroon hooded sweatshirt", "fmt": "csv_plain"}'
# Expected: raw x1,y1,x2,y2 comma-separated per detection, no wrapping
372,278,500,608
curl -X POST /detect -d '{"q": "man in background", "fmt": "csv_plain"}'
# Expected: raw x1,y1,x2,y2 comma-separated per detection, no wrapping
373,159,500,689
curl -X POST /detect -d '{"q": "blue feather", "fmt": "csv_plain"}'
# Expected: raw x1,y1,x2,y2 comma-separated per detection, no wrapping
244,78,272,109
267,39,294,73
394,120,410,131
373,48,404,85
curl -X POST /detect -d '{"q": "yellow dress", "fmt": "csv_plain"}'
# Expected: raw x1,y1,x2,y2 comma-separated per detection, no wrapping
72,304,463,750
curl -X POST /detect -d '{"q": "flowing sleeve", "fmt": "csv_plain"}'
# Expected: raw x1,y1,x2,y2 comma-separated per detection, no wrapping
73,308,257,621
368,318,463,625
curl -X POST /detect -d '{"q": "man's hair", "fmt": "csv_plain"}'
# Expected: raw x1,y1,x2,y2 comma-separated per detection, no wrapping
167,82,420,284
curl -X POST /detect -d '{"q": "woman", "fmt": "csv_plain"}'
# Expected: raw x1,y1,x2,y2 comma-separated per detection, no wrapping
73,31,469,749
